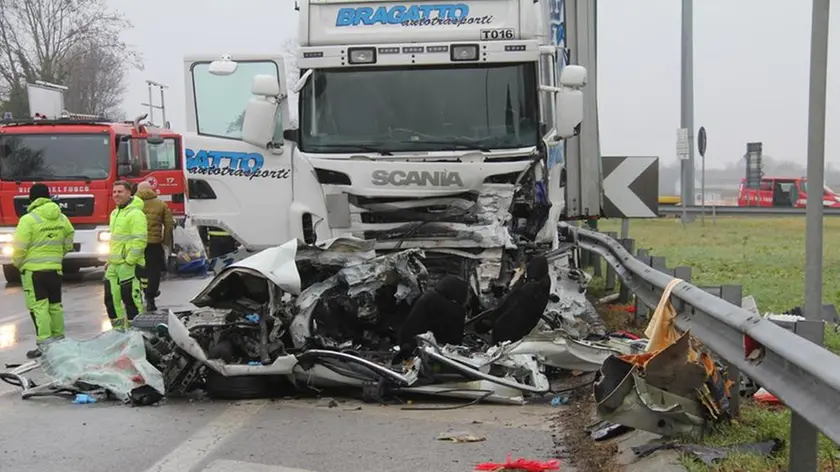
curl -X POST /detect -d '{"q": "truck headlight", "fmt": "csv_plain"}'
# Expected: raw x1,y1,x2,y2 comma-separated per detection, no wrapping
1,245,12,256
97,231,111,242
348,47,376,64
451,44,479,62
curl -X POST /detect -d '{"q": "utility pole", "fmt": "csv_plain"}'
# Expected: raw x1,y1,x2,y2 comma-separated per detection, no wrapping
789,0,830,470
680,0,695,222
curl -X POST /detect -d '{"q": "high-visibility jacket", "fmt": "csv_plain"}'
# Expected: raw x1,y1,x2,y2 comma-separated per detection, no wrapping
108,196,148,266
12,198,75,272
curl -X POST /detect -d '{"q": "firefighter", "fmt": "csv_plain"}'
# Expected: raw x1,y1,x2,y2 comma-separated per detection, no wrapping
12,183,75,359
134,181,174,311
103,180,147,329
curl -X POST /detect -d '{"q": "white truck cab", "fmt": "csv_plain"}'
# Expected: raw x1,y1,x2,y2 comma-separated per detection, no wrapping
183,0,602,283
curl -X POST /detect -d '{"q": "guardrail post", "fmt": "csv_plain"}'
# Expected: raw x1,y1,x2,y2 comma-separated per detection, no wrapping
720,285,743,417
789,319,826,472
592,245,603,277
672,266,692,312
604,232,618,292
635,249,652,320
618,238,635,303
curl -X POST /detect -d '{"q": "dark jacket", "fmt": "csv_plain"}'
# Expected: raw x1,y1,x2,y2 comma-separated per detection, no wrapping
136,188,174,248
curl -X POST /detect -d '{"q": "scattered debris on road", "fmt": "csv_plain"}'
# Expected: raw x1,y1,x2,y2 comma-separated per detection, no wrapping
436,431,486,443
474,455,560,471
631,438,783,466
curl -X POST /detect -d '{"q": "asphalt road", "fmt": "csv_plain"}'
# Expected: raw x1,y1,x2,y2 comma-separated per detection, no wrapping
0,269,569,472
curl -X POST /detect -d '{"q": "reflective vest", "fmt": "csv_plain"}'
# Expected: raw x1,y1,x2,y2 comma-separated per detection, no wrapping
12,198,75,272
108,196,148,266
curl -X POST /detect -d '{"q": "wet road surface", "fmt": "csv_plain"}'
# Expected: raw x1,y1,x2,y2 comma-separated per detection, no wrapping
0,270,567,472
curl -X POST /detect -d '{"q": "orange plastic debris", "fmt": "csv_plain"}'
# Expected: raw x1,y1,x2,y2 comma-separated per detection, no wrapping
475,455,560,471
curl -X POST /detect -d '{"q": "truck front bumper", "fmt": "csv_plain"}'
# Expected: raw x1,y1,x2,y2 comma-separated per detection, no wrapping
0,226,112,266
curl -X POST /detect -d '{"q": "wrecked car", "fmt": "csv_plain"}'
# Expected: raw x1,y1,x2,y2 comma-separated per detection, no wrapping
4,234,636,405
127,235,626,404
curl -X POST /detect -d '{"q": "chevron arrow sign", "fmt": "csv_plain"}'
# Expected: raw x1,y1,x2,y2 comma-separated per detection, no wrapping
601,156,659,218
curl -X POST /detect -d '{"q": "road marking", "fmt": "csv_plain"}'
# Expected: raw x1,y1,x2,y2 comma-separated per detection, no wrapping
203,460,316,472
143,400,268,472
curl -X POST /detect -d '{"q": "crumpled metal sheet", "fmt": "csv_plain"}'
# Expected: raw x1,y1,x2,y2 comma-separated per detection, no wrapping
594,356,706,437
632,438,783,465
290,248,428,348
542,256,606,340
39,330,165,402
501,331,625,373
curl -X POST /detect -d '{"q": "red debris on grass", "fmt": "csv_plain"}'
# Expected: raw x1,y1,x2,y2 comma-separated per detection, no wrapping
605,303,636,314
474,455,560,471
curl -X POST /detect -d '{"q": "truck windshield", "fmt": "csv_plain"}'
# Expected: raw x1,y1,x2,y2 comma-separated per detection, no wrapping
0,134,111,181
801,181,835,195
299,63,539,153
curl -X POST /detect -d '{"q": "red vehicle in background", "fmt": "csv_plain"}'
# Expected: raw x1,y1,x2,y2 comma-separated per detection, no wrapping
0,115,185,284
738,176,840,209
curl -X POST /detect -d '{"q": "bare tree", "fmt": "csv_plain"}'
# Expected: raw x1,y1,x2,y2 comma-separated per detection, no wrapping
62,40,130,117
0,0,141,117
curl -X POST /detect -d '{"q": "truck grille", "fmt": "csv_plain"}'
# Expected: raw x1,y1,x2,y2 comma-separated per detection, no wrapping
329,185,517,250
14,195,95,218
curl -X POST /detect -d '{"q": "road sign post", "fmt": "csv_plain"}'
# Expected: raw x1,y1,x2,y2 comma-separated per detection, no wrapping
698,126,707,225
677,128,690,223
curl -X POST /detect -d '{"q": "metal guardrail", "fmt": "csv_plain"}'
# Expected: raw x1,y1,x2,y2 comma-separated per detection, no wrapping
659,205,840,216
561,222,840,446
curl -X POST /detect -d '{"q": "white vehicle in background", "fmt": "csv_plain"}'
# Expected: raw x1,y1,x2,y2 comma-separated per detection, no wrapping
181,0,602,287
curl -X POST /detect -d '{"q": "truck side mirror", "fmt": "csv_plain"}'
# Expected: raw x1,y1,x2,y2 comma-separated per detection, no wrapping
283,129,299,143
555,65,587,140
241,74,282,148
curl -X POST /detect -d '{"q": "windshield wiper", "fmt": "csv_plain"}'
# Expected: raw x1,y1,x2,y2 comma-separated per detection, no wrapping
310,143,393,156
397,140,492,153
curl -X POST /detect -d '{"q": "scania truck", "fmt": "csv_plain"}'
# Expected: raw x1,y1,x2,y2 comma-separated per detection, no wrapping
0,115,187,284
182,0,602,285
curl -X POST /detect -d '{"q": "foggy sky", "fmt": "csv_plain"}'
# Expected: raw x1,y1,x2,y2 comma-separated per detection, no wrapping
116,0,840,169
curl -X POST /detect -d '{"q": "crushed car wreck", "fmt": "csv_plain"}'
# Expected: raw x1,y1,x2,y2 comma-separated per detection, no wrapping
4,235,634,406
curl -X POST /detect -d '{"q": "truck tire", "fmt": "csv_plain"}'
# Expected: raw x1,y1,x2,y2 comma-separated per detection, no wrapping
2,264,21,286
204,370,275,400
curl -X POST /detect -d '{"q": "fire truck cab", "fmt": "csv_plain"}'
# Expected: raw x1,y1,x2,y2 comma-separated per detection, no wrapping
0,116,186,284
738,176,840,209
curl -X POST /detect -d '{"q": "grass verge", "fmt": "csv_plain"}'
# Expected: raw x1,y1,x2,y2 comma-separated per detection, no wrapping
592,216,840,471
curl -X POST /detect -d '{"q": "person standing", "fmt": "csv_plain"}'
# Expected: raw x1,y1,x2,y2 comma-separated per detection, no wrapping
104,181,147,329
134,181,174,311
12,183,75,359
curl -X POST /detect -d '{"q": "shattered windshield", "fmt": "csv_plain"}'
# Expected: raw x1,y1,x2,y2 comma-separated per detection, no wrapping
299,63,539,154
0,133,112,181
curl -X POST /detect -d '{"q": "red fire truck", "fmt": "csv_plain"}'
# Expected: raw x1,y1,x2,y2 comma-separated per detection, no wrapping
0,115,186,284
738,176,840,209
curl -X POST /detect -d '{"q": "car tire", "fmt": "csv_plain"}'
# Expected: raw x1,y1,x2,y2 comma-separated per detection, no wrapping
204,370,275,400
2,264,21,286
